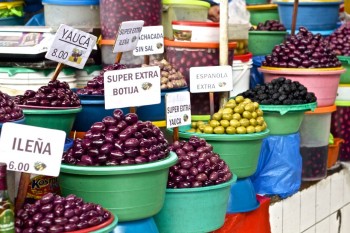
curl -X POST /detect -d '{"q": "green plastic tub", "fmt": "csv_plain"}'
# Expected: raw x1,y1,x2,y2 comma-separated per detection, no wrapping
338,56,350,84
154,176,237,233
246,0,269,5
170,127,270,178
260,102,317,135
248,31,287,56
59,152,178,222
22,107,82,137
247,4,279,26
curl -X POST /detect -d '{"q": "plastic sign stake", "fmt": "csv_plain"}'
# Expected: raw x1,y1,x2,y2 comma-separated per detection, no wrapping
113,20,145,53
189,65,233,93
165,91,191,131
0,123,66,176
45,24,97,69
104,66,161,109
0,123,66,211
133,26,164,56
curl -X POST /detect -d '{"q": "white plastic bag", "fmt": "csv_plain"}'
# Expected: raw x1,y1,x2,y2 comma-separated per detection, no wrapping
228,0,250,24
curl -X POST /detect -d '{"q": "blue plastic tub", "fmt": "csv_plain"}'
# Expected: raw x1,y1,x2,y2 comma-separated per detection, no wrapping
277,1,342,31
227,177,260,213
112,217,159,233
72,95,129,132
136,87,189,122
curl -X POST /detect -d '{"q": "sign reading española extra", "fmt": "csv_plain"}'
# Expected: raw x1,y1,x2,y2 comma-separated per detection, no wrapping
189,65,233,93
104,66,161,109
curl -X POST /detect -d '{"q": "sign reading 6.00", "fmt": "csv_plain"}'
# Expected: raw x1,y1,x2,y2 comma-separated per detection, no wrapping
8,161,29,172
45,24,97,69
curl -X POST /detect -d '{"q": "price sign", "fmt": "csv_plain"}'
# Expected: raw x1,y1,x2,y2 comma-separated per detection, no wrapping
45,24,97,69
113,20,145,53
0,123,66,177
104,66,161,109
133,26,164,56
166,91,191,128
189,65,233,93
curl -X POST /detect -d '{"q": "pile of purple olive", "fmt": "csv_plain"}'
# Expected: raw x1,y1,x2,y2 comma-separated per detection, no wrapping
13,80,80,108
301,145,328,180
15,193,112,233
250,20,286,31
63,110,169,166
0,91,23,122
167,136,232,188
263,27,342,68
324,22,350,56
77,63,127,95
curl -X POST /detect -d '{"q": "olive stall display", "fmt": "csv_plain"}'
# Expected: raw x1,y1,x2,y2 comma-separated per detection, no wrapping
167,136,233,188
188,96,267,134
263,27,342,68
0,90,24,122
141,59,187,90
13,80,81,108
63,110,170,166
15,193,114,233
239,77,317,105
77,63,127,95
250,20,286,31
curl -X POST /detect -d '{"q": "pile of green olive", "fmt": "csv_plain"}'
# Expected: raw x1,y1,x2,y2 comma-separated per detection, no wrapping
188,96,267,134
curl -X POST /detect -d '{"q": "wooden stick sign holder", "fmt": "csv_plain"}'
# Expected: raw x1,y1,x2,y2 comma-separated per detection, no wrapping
173,127,179,142
51,63,65,82
291,0,299,36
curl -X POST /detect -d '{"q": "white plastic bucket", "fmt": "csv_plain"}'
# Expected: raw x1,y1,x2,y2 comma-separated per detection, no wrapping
0,68,76,94
230,53,252,97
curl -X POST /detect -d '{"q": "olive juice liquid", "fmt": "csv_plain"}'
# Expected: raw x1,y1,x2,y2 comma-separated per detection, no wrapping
0,163,14,233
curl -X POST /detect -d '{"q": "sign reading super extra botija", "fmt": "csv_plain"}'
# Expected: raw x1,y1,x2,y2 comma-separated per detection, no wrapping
104,66,161,109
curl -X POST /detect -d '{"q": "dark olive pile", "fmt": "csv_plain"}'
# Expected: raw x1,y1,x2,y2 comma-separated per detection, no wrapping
13,80,80,107
77,63,127,95
167,136,232,188
324,23,350,56
63,110,169,166
0,91,23,122
250,20,286,31
263,27,342,68
239,77,317,105
15,193,111,233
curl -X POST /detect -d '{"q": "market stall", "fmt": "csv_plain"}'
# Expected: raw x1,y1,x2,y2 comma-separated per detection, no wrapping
0,0,348,232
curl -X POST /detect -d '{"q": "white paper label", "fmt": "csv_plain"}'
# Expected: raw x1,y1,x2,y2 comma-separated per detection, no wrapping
0,123,66,177
45,24,97,69
189,65,233,93
113,20,145,53
166,91,191,128
133,26,164,56
104,66,161,109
